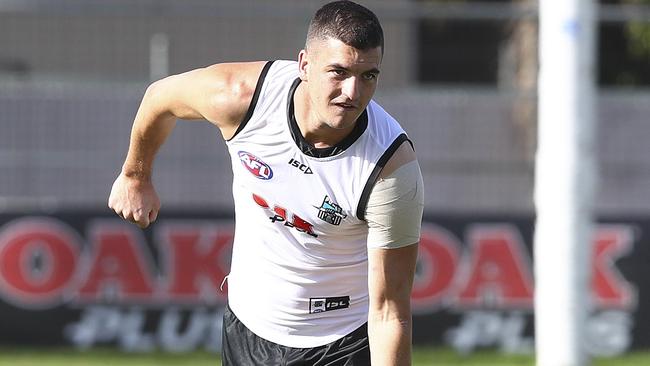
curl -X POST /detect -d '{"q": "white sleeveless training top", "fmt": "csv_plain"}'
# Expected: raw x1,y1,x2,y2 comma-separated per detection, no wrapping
225,60,409,348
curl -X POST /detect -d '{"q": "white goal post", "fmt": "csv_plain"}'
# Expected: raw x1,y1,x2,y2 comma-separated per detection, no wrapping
534,0,597,366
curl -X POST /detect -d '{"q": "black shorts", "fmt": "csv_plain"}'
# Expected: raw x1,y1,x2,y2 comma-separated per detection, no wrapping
221,305,371,366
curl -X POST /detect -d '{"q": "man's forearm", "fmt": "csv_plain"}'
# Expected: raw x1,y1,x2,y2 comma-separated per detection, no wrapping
122,82,178,179
368,311,412,366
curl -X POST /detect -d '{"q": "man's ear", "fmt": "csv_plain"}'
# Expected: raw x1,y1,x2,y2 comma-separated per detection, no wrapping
298,49,308,81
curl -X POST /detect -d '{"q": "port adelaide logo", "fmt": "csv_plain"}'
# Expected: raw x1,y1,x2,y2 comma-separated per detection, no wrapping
238,151,273,180
315,196,347,226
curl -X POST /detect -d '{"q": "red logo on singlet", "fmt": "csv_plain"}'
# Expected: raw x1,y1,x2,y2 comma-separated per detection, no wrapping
238,151,273,180
252,193,318,238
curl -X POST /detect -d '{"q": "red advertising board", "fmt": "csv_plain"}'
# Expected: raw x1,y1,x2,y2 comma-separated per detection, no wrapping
0,212,643,356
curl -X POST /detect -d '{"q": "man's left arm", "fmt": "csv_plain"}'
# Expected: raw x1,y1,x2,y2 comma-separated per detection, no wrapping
368,243,419,366
366,141,424,366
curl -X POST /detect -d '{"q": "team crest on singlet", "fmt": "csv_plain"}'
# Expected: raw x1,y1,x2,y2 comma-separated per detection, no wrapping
315,196,347,226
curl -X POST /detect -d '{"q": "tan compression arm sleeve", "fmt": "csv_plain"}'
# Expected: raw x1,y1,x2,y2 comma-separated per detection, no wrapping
366,160,424,249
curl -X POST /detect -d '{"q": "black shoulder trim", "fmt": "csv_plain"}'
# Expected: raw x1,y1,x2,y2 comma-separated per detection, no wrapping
226,60,275,142
287,78,368,158
356,133,411,221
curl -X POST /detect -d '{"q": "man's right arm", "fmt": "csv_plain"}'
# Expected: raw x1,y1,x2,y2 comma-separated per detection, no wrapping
108,61,268,228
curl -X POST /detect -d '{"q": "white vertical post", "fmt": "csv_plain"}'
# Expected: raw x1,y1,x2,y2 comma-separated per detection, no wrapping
150,32,169,82
534,0,596,365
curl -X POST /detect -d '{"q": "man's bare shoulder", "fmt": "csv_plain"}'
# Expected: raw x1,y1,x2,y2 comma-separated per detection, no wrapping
190,61,269,136
153,61,268,139
201,61,268,88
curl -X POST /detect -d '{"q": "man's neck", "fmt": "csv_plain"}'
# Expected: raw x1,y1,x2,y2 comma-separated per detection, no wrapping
294,82,356,149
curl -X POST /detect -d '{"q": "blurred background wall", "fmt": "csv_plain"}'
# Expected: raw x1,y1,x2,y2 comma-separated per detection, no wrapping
1,0,649,215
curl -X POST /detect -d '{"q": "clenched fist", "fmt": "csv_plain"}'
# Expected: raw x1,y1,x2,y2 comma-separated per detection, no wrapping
108,173,160,229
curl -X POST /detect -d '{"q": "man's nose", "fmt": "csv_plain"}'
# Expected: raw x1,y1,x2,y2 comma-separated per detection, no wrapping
341,77,360,101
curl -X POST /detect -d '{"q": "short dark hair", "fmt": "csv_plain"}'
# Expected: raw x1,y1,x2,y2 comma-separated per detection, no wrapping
306,1,384,53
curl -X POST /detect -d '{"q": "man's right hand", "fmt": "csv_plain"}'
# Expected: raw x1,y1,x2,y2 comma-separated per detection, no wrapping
108,173,160,229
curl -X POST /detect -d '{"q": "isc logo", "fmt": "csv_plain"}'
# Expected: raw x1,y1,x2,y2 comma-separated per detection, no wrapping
288,158,313,174
238,151,273,180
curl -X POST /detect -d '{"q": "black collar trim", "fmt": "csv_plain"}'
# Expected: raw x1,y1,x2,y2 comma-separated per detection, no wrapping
286,78,368,158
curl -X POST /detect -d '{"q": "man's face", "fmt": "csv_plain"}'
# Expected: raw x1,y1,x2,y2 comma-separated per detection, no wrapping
298,38,382,131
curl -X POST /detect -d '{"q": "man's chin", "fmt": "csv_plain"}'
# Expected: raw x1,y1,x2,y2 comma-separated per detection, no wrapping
328,113,361,128
324,117,356,130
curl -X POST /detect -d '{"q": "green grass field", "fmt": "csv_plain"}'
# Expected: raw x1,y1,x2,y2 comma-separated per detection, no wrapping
0,347,649,366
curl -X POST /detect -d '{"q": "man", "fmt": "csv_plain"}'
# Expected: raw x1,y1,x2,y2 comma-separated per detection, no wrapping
108,1,424,365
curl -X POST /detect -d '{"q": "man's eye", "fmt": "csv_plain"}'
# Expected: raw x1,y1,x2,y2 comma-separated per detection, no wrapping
331,69,345,76
363,73,377,80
